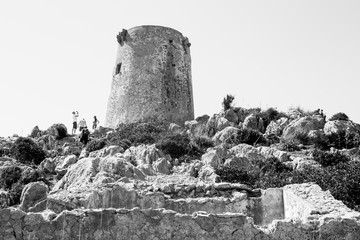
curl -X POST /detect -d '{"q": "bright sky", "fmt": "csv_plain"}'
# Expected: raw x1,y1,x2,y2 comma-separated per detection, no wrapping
1,0,360,137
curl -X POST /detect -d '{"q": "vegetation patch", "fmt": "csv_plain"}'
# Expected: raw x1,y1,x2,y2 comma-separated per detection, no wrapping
10,137,46,165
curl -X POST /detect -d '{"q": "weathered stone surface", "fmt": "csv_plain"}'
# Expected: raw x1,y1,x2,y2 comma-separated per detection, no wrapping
46,123,67,140
212,126,239,145
88,145,124,158
20,181,48,212
123,144,167,166
105,26,194,127
0,190,10,208
201,145,228,168
282,116,325,142
324,120,360,135
29,125,40,138
229,144,266,163
168,123,182,133
242,113,260,131
265,117,290,136
153,157,171,175
206,114,232,137
185,119,207,137
224,109,238,124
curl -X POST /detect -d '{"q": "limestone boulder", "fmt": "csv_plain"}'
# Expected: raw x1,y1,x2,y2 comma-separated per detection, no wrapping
324,120,360,135
242,114,257,130
206,114,231,137
168,123,182,134
52,156,145,193
123,144,166,166
257,146,289,162
46,123,67,140
29,126,40,138
198,165,219,182
212,126,239,145
38,157,56,174
185,120,207,137
88,145,124,158
282,115,325,142
54,154,78,177
265,117,290,136
201,145,228,168
224,109,238,124
153,157,171,175
20,181,48,212
229,144,266,163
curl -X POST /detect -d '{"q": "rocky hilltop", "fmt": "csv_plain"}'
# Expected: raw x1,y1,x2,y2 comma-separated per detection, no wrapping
0,107,360,239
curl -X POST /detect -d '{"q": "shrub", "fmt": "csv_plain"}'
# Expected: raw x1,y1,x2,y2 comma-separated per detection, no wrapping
222,94,235,111
226,128,267,146
107,121,167,147
312,149,350,167
48,123,68,140
258,108,288,130
156,133,200,159
277,141,301,152
0,166,22,189
329,112,349,121
326,130,360,149
86,139,107,152
215,165,255,185
10,137,46,165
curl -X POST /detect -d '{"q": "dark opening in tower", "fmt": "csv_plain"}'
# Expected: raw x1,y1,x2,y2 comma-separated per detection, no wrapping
115,63,122,75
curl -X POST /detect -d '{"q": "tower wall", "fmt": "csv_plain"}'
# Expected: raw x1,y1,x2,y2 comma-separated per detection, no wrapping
105,25,194,128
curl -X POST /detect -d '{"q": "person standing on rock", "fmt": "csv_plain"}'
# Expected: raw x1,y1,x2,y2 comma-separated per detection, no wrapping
72,111,79,135
79,118,87,132
92,116,100,130
79,126,90,146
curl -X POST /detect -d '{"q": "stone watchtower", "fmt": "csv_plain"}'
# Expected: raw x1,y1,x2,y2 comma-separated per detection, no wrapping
105,25,194,128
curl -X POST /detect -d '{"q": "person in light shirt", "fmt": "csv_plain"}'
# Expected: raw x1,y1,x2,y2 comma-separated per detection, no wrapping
78,118,87,132
72,111,79,134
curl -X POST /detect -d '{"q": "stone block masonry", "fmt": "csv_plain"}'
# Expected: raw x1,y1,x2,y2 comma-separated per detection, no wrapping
105,26,194,128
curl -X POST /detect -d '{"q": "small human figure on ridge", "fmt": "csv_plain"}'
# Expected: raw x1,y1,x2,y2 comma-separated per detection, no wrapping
92,116,99,130
72,111,79,135
79,126,90,146
79,118,87,132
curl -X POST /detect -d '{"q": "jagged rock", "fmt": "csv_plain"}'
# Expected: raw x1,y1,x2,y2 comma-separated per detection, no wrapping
282,115,325,142
212,126,239,145
153,157,171,175
123,144,166,166
195,114,210,124
20,181,48,212
29,125,40,138
224,109,238,124
168,123,182,133
46,123,67,140
201,145,228,168
229,144,266,163
287,109,302,119
324,120,360,135
79,148,89,159
54,154,78,177
198,165,219,182
242,113,260,131
136,163,155,176
257,146,289,162
38,157,56,173
265,117,290,136
206,114,231,137
88,145,124,158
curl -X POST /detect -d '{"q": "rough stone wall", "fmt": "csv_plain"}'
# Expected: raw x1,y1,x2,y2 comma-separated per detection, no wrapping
105,26,194,128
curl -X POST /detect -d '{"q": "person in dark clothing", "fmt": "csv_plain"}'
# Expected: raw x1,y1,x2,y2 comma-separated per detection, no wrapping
79,127,90,146
92,116,100,130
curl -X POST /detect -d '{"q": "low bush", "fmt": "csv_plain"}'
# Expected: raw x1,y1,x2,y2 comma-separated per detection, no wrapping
222,94,235,111
225,128,267,146
156,133,200,159
86,139,107,152
10,137,46,165
329,112,349,121
107,121,167,147
215,157,360,211
325,130,360,150
312,149,350,167
192,136,214,150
